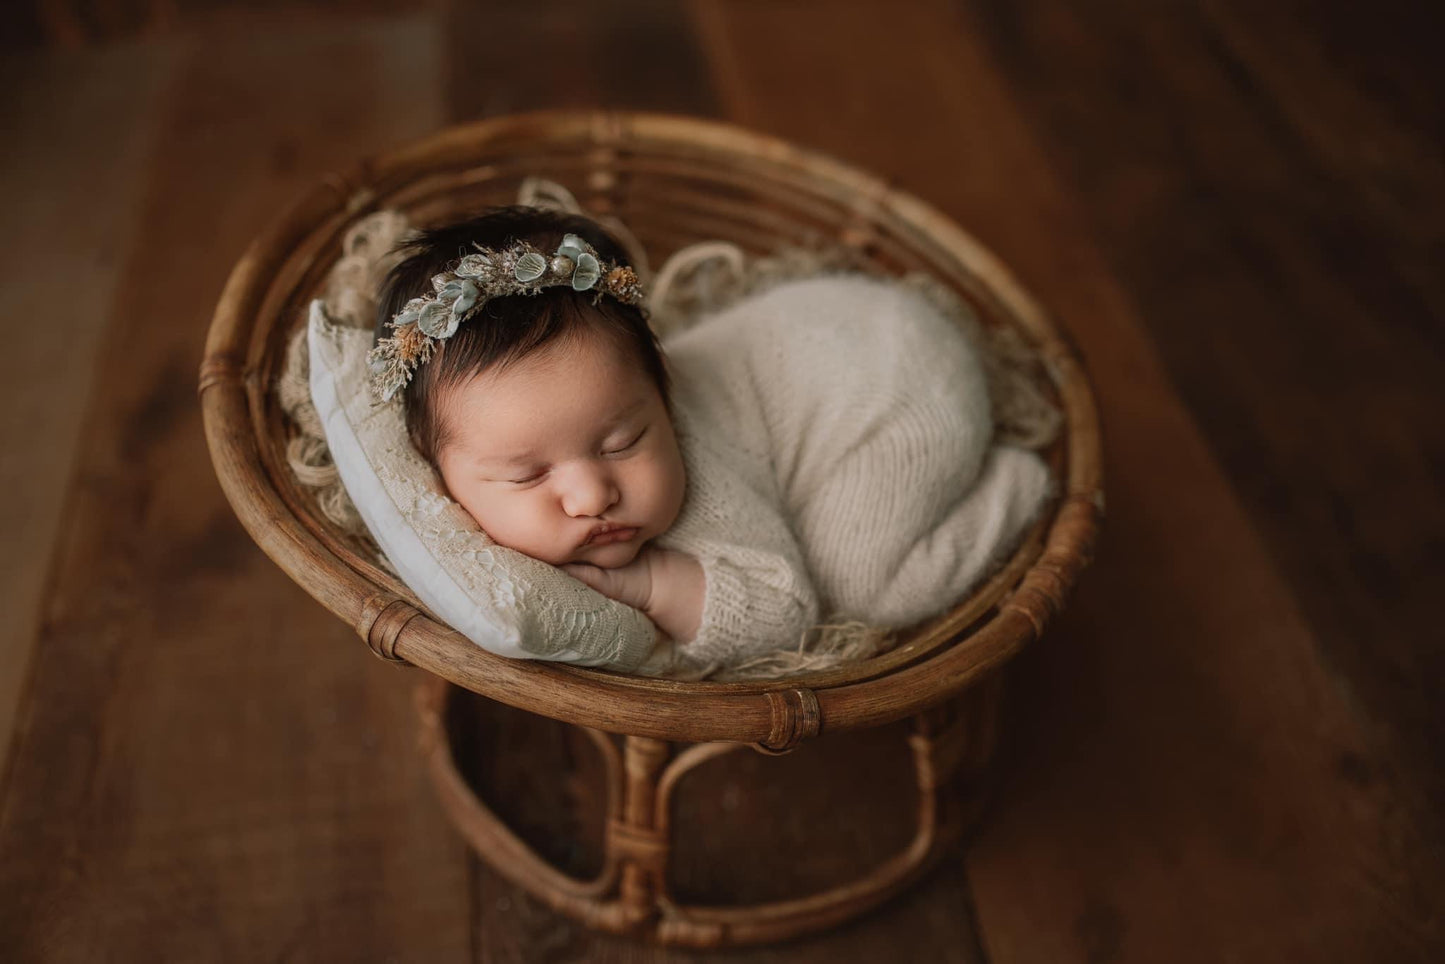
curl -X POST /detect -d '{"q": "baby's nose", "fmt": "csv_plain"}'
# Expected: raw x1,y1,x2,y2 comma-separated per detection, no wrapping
559,464,619,518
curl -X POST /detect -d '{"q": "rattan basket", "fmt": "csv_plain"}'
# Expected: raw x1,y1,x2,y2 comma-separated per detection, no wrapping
200,110,1102,946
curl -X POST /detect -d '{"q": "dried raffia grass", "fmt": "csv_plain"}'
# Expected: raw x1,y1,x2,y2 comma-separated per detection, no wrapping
276,189,1060,680
709,622,895,682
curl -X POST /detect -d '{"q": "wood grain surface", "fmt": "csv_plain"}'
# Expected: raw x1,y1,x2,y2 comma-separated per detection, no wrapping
2,1,1440,961
0,39,176,796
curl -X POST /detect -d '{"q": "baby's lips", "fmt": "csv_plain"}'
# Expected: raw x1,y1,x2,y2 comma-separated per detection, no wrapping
581,522,639,548
580,523,632,546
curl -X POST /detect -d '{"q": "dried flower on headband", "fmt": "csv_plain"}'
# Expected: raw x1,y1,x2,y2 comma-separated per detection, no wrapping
368,233,646,401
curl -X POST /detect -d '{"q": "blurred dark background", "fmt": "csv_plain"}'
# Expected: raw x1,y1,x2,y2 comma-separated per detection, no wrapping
0,1,1440,960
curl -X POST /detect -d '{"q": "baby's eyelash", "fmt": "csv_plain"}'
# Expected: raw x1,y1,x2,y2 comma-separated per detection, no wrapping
506,470,546,485
603,427,647,455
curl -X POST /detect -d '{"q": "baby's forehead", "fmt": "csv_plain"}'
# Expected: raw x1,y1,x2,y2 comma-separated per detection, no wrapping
448,329,646,399
437,335,660,454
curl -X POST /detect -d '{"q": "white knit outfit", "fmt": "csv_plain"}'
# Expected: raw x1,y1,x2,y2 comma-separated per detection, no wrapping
653,275,1053,670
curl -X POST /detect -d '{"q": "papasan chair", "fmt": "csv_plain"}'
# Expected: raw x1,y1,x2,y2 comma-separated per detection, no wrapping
200,111,1102,947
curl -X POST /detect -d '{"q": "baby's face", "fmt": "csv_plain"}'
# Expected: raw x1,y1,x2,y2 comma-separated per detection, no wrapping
434,330,685,569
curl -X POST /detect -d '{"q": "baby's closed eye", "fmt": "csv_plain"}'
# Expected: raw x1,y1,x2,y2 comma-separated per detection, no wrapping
603,427,647,456
499,468,547,486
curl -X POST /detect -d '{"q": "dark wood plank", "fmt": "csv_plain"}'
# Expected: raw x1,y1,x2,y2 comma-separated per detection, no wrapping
959,0,1445,954
0,14,472,960
2,0,434,49
0,39,176,791
965,0,1445,820
443,0,721,121
694,0,1441,960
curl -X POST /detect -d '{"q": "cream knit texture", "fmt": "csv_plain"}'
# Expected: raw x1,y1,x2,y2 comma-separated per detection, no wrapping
655,275,1052,669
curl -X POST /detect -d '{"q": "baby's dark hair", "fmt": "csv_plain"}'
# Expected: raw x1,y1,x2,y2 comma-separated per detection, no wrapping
376,207,668,463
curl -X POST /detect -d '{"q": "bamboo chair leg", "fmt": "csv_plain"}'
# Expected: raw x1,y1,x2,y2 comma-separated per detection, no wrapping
417,674,1004,947
609,735,672,926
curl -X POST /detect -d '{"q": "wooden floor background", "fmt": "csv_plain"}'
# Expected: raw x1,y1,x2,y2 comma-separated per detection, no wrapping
1,1,1441,960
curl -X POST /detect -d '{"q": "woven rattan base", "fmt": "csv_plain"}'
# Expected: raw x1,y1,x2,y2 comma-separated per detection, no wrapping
416,672,1002,948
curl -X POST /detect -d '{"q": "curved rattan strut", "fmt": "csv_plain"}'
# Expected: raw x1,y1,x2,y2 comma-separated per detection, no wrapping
199,110,1102,748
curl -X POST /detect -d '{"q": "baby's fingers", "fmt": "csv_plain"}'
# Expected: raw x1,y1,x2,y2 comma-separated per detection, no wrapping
564,563,626,601
563,563,607,592
563,561,648,609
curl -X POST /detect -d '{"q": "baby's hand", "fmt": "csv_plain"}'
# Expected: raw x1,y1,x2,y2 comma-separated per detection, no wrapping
565,547,704,643
563,554,655,612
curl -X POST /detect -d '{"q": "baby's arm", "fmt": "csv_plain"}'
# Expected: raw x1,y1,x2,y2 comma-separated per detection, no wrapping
564,547,705,643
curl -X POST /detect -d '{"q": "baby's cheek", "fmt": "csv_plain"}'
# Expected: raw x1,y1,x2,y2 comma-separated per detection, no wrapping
466,491,532,553
448,484,491,533
647,454,686,531
513,494,568,562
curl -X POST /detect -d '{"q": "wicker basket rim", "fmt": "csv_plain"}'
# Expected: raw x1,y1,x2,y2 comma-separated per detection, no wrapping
199,109,1103,745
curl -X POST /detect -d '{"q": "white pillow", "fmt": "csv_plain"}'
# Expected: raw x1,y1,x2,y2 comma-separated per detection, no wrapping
306,301,659,670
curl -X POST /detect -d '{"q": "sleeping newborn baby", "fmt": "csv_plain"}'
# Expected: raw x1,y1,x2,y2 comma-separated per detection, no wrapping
369,207,1051,672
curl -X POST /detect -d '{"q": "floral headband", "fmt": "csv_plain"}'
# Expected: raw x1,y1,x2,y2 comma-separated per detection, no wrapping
368,233,645,401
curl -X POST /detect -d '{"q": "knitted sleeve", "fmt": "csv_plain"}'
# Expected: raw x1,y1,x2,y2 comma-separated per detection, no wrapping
653,416,819,669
